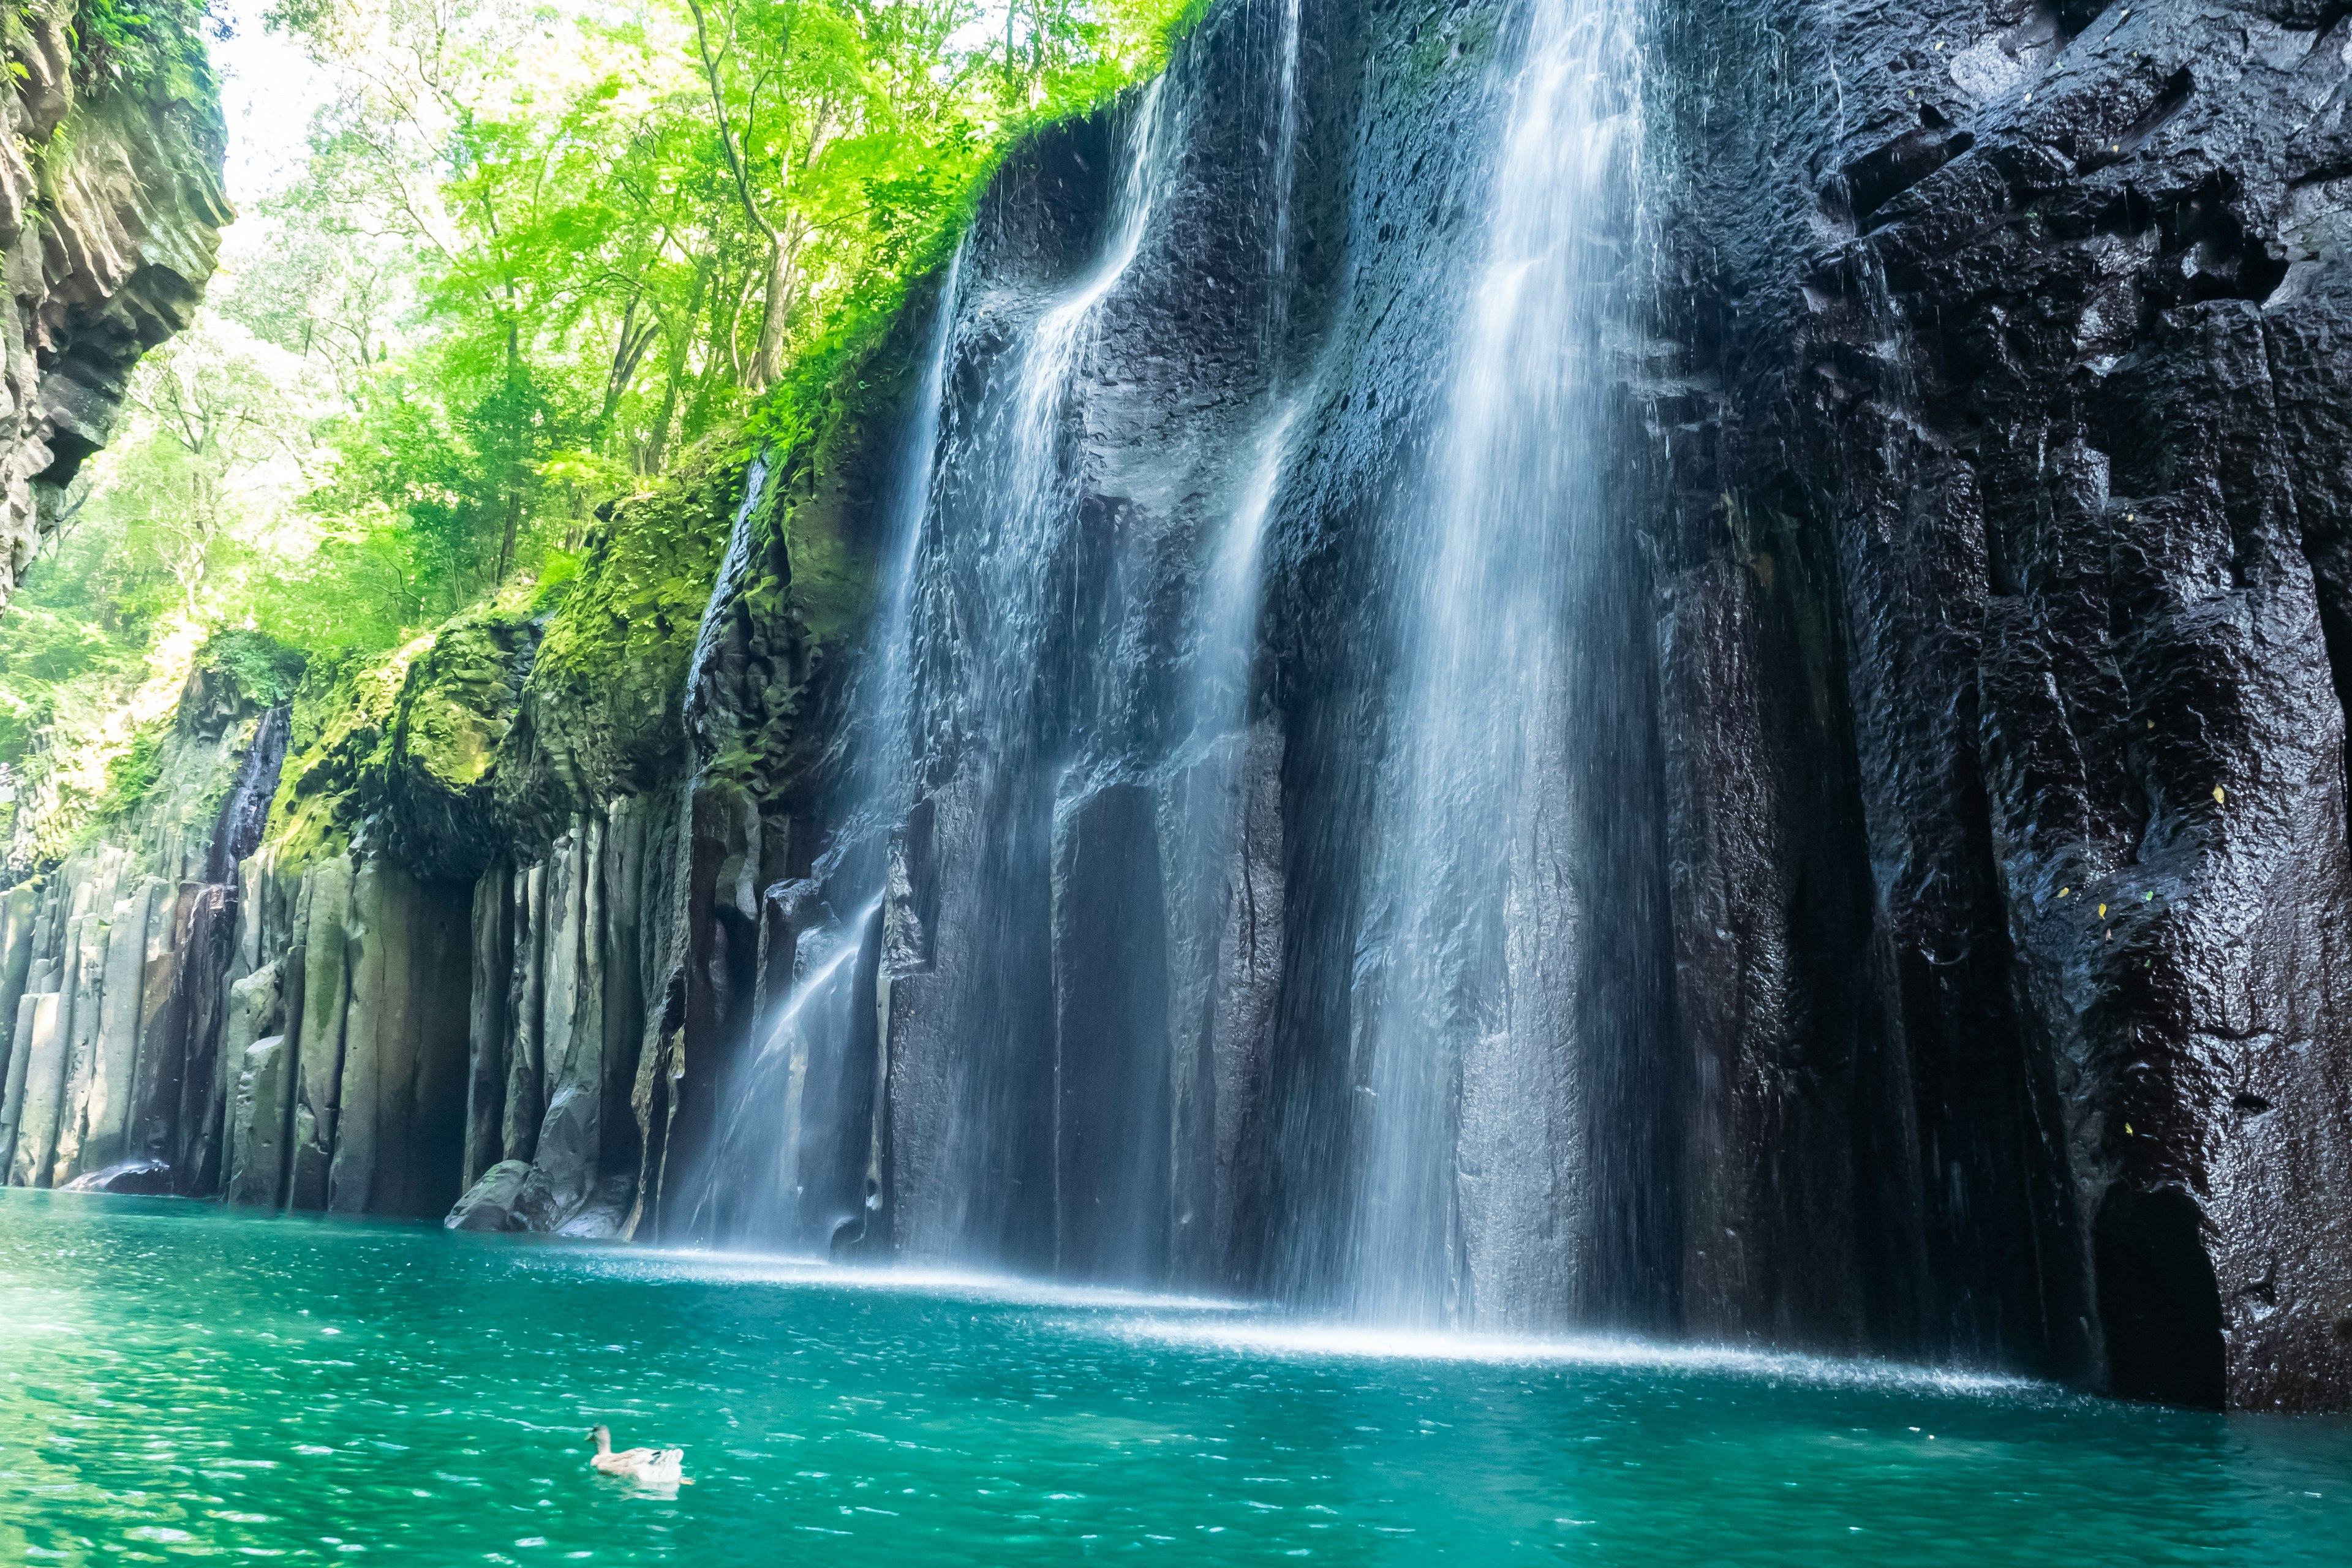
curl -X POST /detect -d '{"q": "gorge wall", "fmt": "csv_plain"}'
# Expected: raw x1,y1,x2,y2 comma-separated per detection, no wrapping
1651,0,2352,1413
1,0,2348,1416
0,7,233,613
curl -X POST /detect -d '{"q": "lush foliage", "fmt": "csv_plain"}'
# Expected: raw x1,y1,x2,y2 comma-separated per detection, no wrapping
0,0,1199,869
247,0,1198,635
61,0,221,94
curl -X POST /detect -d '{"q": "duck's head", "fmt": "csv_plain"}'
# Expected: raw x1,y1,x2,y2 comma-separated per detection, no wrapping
590,1424,611,1453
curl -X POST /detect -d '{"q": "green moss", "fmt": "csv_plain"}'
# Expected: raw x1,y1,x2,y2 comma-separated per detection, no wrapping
529,548,582,613
394,611,534,794
1402,5,1498,91
262,638,421,870
206,627,307,708
88,717,165,824
243,219,960,856
524,448,742,767
61,0,214,102
676,250,957,797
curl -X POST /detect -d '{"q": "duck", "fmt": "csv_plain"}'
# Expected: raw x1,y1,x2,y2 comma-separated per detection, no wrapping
588,1424,691,1487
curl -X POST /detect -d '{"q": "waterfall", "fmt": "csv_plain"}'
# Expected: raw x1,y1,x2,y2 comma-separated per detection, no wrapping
1267,0,1303,355
824,243,970,901
1188,402,1299,739
908,77,1182,779
688,247,967,1255
722,0,1651,1325
698,898,882,1250
888,76,1188,1270
700,85,1189,1259
1330,0,1645,1329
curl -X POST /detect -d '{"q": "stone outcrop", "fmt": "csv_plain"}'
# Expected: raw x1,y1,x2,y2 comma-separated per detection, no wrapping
450,794,685,1237
101,452,805,1235
0,9,233,612
0,644,287,1193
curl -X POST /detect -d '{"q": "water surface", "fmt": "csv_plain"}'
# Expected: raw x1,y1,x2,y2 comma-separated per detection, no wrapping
2,1192,2346,1563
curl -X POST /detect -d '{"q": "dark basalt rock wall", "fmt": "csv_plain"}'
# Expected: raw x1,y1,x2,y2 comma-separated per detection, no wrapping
1652,0,2352,1408
756,0,2347,1406
634,0,2350,1407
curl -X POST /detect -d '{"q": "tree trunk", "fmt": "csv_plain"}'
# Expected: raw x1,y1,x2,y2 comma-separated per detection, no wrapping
494,484,522,584
641,264,709,475
748,236,796,392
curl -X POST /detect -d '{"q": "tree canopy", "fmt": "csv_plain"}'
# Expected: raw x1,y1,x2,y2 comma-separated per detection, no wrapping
0,0,1197,854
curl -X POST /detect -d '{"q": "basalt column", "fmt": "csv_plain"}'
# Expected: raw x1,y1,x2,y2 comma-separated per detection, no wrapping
1652,0,2352,1406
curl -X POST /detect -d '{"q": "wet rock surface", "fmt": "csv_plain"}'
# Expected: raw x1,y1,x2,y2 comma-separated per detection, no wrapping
759,0,2351,1406
1654,0,2352,1407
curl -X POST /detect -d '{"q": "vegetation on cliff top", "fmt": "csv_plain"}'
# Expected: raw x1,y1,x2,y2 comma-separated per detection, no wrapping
1,0,1199,876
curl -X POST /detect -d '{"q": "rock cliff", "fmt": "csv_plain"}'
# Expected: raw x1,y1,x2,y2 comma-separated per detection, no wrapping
0,7,233,612
3,0,2347,1416
1652,0,2352,1412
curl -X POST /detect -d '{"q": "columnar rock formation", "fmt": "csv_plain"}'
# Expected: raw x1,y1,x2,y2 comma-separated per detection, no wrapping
0,673,282,1196
2,0,2347,1415
0,10,233,612
1651,0,2352,1414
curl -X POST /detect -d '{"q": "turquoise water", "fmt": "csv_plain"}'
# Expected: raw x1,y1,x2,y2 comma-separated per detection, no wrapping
2,1192,2346,1564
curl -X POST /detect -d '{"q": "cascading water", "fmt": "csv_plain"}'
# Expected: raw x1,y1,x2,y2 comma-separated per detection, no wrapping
718,0,1651,1327
1188,404,1299,739
1330,0,1645,1329
697,900,880,1247
1267,0,1302,352
700,85,1193,1264
688,250,966,1255
884,78,1188,1272
822,243,970,902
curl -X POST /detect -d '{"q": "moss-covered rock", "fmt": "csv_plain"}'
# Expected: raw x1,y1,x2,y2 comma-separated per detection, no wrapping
491,450,744,850
172,630,303,746
262,640,421,874
1,630,301,884
257,458,742,876
0,1,232,612
382,611,538,883
685,266,948,810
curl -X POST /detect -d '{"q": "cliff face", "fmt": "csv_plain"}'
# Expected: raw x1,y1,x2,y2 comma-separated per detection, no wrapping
0,643,290,1199
0,12,232,610
5,0,2348,1416
0,8,238,1196
1653,0,2352,1412
677,0,2352,1408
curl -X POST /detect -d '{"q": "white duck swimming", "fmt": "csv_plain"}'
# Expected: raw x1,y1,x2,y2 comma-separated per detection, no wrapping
588,1424,690,1487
